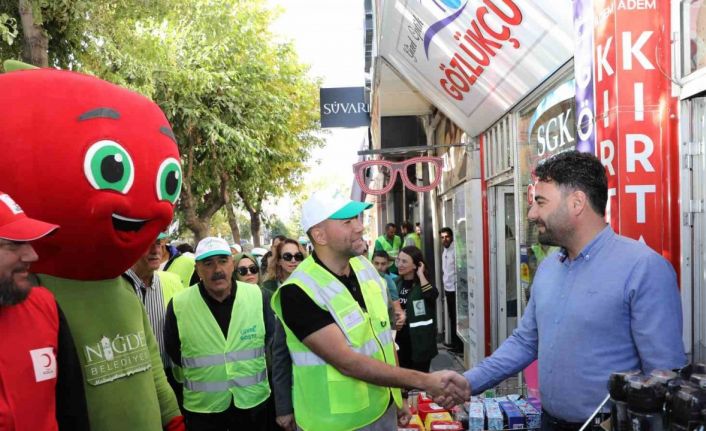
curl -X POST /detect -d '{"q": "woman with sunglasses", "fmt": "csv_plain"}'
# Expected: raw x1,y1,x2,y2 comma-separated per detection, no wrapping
233,252,261,285
395,245,439,373
262,238,307,294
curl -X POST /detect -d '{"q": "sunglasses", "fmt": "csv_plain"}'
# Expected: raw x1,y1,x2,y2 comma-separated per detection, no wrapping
236,265,259,276
281,252,304,262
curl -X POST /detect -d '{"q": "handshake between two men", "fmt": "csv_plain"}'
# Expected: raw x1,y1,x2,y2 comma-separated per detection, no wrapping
395,369,471,427
423,370,471,409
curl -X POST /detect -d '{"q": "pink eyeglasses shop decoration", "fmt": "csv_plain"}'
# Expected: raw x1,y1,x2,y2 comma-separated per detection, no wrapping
353,156,443,195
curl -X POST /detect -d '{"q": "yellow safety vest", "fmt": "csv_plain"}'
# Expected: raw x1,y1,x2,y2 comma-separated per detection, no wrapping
376,235,401,259
165,254,195,289
271,256,402,431
404,232,422,250
173,282,270,413
157,271,184,306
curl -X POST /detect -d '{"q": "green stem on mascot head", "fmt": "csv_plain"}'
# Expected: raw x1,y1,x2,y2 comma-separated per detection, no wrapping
3,60,38,72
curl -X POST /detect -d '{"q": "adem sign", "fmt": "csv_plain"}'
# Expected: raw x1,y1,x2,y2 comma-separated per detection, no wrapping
320,87,370,128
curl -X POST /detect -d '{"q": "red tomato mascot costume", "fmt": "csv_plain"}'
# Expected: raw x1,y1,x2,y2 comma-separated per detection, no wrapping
0,61,185,431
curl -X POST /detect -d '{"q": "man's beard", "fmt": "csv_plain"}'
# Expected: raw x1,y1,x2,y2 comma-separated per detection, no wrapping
537,228,561,247
537,208,572,247
345,241,367,258
0,275,30,306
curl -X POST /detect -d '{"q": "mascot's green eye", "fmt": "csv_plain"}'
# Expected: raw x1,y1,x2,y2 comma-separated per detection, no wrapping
156,158,182,204
84,140,135,193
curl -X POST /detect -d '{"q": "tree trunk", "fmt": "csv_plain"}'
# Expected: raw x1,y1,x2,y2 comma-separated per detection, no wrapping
179,188,214,243
225,204,241,244
179,142,228,243
249,209,261,247
18,0,48,67
186,217,210,244
239,192,263,247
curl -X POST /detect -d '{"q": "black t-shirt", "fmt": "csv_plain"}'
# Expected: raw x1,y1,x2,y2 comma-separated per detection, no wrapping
280,253,366,341
55,303,91,431
397,279,414,310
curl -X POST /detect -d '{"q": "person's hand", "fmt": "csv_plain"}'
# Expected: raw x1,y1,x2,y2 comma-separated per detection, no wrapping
425,370,470,409
397,400,412,426
416,261,426,279
276,413,296,431
394,309,406,329
437,371,471,408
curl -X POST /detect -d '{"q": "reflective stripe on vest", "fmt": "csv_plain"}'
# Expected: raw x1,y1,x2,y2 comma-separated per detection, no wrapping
174,282,270,412
184,370,267,392
409,319,434,328
289,270,352,344
182,346,265,368
290,329,393,366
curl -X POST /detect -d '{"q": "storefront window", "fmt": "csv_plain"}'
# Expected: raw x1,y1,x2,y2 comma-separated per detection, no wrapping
517,77,577,309
453,186,469,343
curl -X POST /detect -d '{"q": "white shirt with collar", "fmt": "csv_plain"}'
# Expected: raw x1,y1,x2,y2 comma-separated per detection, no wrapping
442,243,456,292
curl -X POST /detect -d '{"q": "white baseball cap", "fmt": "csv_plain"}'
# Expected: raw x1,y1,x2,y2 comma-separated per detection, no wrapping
301,190,372,233
195,237,232,261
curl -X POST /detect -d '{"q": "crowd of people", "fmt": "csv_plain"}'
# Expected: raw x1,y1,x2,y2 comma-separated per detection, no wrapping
0,184,468,430
0,151,688,431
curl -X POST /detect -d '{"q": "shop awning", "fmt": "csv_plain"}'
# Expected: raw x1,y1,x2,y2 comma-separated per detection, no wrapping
376,0,573,136
374,58,432,116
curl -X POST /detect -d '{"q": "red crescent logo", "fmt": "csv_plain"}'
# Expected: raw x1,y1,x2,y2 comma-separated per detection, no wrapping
41,353,52,368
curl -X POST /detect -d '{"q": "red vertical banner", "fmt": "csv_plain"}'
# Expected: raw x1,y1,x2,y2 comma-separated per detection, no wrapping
592,0,680,271
480,134,492,357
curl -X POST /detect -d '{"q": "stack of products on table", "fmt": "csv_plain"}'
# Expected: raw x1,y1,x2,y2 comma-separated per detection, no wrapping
398,391,464,431
398,391,542,431
608,363,706,431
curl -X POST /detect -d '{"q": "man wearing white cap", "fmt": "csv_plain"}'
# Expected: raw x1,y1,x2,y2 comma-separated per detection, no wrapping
0,191,89,430
271,190,470,431
164,236,288,430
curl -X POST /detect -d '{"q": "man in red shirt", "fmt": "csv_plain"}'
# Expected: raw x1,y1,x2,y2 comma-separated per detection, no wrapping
0,191,89,431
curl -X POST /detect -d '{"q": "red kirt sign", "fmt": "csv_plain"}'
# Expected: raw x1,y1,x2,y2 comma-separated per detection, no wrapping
592,0,680,270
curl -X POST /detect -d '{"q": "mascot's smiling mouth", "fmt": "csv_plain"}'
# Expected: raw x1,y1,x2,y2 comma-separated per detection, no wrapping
112,213,148,232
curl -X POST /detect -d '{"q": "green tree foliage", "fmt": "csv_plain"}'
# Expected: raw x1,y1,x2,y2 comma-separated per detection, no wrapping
0,0,322,242
0,0,173,68
237,41,324,245
0,12,18,46
267,216,290,239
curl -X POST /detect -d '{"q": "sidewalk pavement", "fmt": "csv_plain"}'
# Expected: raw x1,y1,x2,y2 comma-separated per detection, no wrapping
430,344,466,374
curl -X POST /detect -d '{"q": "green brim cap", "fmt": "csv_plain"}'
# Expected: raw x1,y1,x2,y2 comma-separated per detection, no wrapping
329,201,372,220
195,250,231,261
157,232,168,240
194,236,231,261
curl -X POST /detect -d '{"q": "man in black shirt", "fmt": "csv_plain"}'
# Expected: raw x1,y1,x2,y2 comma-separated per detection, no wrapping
273,190,470,431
